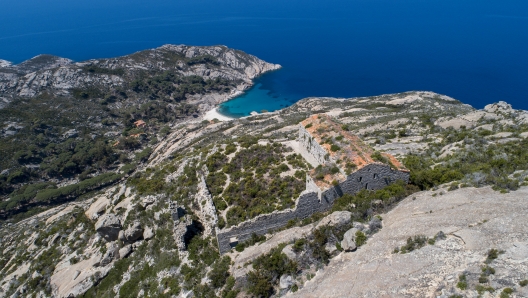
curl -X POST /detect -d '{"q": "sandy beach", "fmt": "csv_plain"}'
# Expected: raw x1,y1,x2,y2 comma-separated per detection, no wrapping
203,107,235,122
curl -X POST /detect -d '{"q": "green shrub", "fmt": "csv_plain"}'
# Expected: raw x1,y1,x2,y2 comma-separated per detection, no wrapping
520,280,528,287
247,245,297,297
355,231,367,247
120,163,136,174
475,285,494,294
291,284,298,292
501,287,514,296
293,239,306,252
457,274,467,290
448,182,459,191
208,256,231,288
486,249,501,263
332,180,409,218
224,143,237,155
399,235,427,253
481,265,495,275
34,173,122,204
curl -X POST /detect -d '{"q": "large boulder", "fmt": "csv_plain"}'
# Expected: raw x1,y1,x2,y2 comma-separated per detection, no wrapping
368,217,382,232
279,275,293,289
341,228,358,252
315,211,352,229
140,196,156,209
120,221,143,243
95,214,121,241
99,245,119,267
85,196,110,220
353,222,366,231
143,227,155,241
282,244,297,261
118,245,132,259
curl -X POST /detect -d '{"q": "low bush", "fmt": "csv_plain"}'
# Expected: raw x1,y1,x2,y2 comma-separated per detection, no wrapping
355,231,367,247
247,245,297,298
457,274,468,290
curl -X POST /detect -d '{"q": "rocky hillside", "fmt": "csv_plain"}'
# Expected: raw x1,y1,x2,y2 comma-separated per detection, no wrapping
2,84,528,298
288,185,528,298
2,46,528,298
0,45,279,220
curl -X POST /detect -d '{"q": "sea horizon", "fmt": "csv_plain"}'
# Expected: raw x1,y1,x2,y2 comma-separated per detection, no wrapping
1,0,527,113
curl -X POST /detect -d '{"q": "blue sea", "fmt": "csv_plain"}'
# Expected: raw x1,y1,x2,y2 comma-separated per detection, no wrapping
1,0,528,116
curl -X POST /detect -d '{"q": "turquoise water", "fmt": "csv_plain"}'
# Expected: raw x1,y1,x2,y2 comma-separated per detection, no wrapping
1,0,528,115
218,71,303,117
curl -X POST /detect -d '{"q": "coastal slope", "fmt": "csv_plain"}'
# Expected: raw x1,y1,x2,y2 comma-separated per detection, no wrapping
1,46,528,298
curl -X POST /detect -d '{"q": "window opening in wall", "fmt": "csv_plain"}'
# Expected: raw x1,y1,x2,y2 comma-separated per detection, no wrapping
229,237,239,248
373,173,378,179
358,176,362,182
365,183,369,189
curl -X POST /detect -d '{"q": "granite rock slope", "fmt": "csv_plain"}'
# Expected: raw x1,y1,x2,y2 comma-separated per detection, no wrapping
289,186,528,298
2,87,528,297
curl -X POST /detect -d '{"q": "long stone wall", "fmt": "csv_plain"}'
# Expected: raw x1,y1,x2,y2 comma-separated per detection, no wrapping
216,163,409,254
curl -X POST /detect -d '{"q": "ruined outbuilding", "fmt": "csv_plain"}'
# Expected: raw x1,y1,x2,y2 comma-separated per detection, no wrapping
216,114,410,254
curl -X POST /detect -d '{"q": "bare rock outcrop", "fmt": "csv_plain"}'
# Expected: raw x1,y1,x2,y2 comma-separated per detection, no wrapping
143,227,155,241
484,101,514,114
119,221,143,243
118,244,132,259
340,228,358,252
282,244,297,261
289,186,528,298
280,275,294,289
95,214,121,241
85,196,109,220
315,211,352,229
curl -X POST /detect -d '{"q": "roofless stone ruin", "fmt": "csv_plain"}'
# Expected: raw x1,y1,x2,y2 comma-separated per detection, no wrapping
215,114,410,254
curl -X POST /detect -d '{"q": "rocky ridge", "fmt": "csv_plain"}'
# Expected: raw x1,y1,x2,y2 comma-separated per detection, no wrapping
0,45,280,108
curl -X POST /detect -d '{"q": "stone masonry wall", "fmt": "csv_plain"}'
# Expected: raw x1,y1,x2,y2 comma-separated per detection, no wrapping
216,163,409,254
299,125,328,164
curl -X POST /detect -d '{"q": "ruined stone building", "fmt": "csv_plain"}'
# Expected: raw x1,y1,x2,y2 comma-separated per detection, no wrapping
216,114,410,254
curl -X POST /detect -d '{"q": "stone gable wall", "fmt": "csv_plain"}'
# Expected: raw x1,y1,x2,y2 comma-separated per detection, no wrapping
299,125,328,164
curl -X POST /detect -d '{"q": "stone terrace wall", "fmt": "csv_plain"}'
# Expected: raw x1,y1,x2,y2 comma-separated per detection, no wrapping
216,163,409,254
216,190,320,254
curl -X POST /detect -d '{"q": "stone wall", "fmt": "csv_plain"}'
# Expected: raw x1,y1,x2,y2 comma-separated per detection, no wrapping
310,163,410,212
216,163,409,254
299,125,328,164
216,190,320,254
